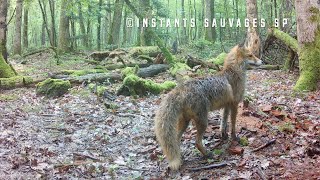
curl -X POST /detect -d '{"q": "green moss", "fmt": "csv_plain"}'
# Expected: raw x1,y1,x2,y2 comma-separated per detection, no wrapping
0,94,19,101
88,83,108,96
0,76,33,89
169,62,191,76
122,74,176,95
62,69,106,76
213,149,223,155
0,54,15,78
121,66,138,77
36,78,71,97
270,28,298,52
294,38,320,91
210,52,227,65
239,137,249,146
278,122,295,133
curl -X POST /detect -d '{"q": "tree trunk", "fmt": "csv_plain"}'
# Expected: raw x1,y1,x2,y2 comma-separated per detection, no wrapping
49,0,56,47
97,0,102,50
58,0,70,54
294,0,320,91
181,0,187,44
108,0,124,45
140,0,152,46
78,2,88,48
205,0,216,43
13,0,23,55
0,0,8,61
245,0,261,57
23,6,28,49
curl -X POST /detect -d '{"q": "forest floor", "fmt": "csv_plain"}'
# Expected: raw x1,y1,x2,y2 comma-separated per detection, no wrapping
0,52,319,179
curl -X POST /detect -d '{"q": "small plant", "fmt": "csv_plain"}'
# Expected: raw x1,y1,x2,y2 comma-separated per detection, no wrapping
157,155,165,161
239,137,249,146
213,149,223,155
278,122,295,133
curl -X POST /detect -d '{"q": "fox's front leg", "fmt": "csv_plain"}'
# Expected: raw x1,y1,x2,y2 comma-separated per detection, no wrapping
221,107,230,140
230,104,239,140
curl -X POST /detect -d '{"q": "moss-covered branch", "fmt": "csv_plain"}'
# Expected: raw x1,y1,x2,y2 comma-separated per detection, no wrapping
268,28,299,53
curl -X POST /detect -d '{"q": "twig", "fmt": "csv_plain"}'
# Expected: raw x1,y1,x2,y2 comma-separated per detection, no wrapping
251,139,276,152
255,166,267,180
6,7,16,26
187,162,228,171
118,165,157,172
73,152,101,162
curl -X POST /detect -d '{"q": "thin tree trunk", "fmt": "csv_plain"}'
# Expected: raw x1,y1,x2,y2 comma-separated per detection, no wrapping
97,0,102,50
13,0,23,55
181,0,187,44
23,6,28,49
78,2,88,48
48,0,56,47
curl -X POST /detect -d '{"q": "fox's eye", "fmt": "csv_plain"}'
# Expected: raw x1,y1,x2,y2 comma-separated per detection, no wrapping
248,55,253,57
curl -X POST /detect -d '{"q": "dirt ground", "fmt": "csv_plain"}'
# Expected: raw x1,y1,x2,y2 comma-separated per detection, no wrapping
0,55,319,179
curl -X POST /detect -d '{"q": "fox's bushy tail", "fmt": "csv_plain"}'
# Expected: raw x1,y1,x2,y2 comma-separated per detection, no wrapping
155,93,182,170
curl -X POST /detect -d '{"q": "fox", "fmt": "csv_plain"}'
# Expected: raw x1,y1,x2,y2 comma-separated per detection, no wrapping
154,43,262,170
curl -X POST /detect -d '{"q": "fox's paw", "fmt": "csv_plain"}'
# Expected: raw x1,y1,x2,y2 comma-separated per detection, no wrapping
169,158,181,171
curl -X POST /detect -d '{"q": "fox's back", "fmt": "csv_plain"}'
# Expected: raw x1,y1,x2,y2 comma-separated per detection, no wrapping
169,74,234,111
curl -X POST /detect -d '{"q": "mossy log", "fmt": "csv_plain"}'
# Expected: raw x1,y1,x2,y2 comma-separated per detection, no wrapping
129,46,161,57
137,64,170,78
268,28,298,53
186,55,220,70
22,47,55,57
0,76,33,89
36,78,71,97
88,51,110,61
117,74,176,96
105,63,152,70
247,65,284,70
51,72,122,84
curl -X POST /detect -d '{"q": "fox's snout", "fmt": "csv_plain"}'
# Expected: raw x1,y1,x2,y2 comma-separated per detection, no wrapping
246,55,263,66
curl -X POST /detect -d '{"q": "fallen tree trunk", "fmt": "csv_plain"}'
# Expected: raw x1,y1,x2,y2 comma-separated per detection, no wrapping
51,72,122,83
247,65,284,70
137,64,170,78
88,51,110,61
267,28,298,53
186,55,220,70
0,76,33,89
105,63,152,70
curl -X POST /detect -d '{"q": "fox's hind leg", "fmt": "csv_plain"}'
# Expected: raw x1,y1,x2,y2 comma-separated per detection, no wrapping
194,114,209,157
221,107,230,140
177,116,190,142
230,103,239,141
